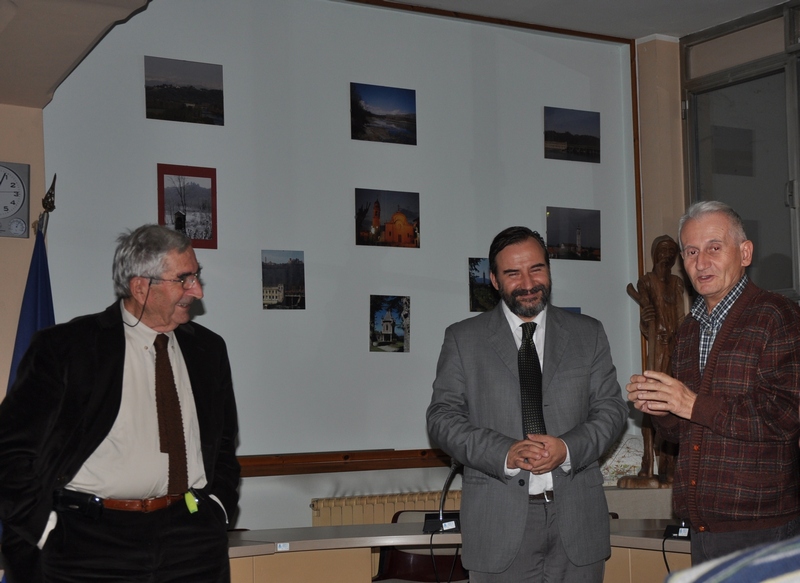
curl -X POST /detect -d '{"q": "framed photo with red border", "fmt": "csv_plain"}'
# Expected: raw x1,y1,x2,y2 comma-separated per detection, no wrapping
157,163,217,249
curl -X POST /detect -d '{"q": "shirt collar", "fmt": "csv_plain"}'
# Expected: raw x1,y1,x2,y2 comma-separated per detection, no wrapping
691,274,748,329
501,299,547,339
120,299,173,347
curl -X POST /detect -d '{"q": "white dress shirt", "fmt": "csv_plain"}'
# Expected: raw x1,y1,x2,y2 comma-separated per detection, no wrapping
67,301,207,498
500,302,572,494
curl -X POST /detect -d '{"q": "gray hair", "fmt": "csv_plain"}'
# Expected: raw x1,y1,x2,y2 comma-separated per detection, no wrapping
112,225,192,298
678,201,748,249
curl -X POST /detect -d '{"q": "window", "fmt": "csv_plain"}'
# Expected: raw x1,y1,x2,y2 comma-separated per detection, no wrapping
683,4,800,300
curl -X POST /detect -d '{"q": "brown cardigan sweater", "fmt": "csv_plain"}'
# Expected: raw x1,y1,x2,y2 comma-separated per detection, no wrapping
654,281,800,533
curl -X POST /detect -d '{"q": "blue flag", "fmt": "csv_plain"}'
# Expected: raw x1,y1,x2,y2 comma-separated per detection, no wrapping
7,229,55,393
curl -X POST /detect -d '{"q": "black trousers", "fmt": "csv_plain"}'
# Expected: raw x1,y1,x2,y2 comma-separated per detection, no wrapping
40,495,230,583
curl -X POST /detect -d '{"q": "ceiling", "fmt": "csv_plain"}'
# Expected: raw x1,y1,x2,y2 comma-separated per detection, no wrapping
0,0,791,109
374,0,790,40
0,0,149,108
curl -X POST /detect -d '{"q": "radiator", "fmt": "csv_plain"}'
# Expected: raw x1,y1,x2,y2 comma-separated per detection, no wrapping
311,491,462,576
311,490,462,526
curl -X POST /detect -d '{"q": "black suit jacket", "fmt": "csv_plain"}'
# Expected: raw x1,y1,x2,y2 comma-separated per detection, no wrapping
0,303,240,579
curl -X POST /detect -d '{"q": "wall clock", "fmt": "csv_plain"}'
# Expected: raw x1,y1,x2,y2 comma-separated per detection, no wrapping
0,161,30,238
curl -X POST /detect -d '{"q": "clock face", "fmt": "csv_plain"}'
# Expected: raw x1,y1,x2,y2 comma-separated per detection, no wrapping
0,162,30,238
0,165,26,219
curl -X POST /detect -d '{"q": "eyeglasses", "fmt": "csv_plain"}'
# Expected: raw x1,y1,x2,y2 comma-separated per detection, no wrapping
148,272,202,290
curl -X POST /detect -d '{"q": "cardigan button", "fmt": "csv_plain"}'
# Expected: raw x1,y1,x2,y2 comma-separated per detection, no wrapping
690,479,697,486
693,444,700,451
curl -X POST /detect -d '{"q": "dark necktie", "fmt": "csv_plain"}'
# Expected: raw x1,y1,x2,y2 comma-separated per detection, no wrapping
519,322,546,435
154,334,188,495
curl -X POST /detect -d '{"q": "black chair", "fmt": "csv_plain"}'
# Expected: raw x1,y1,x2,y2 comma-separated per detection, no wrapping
373,510,468,582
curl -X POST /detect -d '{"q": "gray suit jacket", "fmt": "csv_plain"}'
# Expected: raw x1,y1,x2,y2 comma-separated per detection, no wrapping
426,303,627,573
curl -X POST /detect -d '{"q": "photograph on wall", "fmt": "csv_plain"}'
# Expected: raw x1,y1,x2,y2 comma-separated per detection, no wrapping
370,295,410,352
261,250,305,310
157,163,217,249
145,56,224,126
469,257,499,312
543,106,600,163
350,82,417,145
546,206,601,261
355,188,420,248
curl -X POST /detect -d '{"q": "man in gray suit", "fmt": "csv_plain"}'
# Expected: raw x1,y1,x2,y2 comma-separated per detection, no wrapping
427,226,627,582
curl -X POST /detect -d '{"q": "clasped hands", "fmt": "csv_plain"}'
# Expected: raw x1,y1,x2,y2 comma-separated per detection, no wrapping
626,370,696,420
507,435,566,473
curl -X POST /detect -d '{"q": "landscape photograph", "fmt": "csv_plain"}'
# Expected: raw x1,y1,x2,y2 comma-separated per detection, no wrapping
157,163,217,248
350,82,417,145
544,106,601,163
468,257,499,312
145,56,224,126
261,250,306,310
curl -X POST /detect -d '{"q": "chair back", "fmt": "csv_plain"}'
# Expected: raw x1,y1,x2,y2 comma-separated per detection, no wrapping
373,510,468,582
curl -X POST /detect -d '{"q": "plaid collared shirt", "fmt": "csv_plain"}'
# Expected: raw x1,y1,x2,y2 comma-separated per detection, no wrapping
690,274,748,373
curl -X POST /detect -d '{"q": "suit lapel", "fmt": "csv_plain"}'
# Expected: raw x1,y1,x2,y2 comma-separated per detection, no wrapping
174,323,213,466
486,303,519,379
542,307,568,391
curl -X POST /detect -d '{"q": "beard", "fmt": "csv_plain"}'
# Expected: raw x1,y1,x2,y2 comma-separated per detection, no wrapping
500,283,551,319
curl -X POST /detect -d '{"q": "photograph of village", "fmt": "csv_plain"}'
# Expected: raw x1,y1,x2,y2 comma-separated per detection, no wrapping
369,295,409,352
145,56,224,126
546,206,601,261
350,82,417,145
157,163,217,248
468,257,499,312
543,106,600,163
355,188,420,248
261,250,306,310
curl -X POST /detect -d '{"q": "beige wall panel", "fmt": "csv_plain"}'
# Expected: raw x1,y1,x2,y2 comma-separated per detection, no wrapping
636,37,685,272
0,104,44,397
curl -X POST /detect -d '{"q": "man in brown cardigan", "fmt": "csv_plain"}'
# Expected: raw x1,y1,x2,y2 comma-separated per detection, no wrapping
626,201,800,565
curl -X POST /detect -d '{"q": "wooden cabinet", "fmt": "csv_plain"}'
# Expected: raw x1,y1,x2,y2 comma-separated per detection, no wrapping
605,546,692,583
228,519,691,583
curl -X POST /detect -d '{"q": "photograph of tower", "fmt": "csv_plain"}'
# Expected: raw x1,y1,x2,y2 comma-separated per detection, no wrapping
369,295,410,352
545,206,602,261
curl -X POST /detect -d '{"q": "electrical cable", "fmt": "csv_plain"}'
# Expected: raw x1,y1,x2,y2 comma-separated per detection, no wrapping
429,531,461,583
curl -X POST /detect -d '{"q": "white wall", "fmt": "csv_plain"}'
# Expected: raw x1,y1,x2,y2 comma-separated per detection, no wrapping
42,0,640,528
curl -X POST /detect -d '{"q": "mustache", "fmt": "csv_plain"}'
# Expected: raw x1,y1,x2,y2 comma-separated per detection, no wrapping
511,285,548,298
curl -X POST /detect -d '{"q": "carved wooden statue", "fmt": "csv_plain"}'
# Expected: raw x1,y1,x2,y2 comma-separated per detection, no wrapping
618,234,684,489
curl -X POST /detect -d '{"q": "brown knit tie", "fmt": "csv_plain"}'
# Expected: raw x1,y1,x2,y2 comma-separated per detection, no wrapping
519,322,547,436
154,334,188,495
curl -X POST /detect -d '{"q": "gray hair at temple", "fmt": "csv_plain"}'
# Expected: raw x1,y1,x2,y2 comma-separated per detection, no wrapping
112,224,192,298
678,200,748,250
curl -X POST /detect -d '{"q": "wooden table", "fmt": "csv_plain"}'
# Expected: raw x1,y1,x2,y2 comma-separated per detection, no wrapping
228,518,691,583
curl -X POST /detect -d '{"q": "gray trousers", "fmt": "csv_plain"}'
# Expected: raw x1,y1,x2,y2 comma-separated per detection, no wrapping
469,499,604,583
